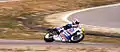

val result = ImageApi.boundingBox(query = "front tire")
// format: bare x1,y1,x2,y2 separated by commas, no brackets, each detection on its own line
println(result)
44,33,54,42
70,31,84,43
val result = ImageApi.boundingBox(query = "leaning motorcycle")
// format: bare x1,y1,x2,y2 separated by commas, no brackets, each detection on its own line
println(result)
44,26,85,43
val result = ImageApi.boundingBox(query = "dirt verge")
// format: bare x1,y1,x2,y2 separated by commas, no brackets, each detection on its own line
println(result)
0,44,120,52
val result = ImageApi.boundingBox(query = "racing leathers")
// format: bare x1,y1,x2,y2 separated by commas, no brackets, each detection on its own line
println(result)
54,22,80,34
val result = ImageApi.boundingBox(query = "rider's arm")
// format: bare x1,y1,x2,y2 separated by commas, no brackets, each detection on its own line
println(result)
72,24,79,28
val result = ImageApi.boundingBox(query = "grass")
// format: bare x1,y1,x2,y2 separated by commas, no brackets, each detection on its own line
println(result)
0,0,120,43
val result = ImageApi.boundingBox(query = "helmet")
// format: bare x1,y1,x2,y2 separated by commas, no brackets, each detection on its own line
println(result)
72,18,80,24
75,21,80,24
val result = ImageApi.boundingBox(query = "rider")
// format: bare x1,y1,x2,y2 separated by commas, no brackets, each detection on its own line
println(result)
53,19,80,42
54,19,80,34
63,20,80,30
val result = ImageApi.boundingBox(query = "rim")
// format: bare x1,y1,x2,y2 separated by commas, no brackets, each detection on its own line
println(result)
45,33,53,38
71,32,83,41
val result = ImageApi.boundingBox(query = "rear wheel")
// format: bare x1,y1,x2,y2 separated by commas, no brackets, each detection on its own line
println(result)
70,31,84,43
44,33,54,42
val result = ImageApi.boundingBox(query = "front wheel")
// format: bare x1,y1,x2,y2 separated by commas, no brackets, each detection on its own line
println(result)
70,31,84,43
44,33,54,42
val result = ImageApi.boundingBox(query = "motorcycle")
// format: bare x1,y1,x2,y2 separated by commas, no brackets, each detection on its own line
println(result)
44,26,85,43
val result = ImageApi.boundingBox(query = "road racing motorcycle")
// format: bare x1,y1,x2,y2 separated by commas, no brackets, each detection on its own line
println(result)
44,26,85,43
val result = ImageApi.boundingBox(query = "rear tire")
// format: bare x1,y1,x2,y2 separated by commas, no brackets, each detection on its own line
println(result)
70,31,84,43
44,33,54,42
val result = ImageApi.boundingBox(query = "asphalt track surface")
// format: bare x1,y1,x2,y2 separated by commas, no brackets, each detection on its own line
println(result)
0,39,120,47
69,4,120,28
